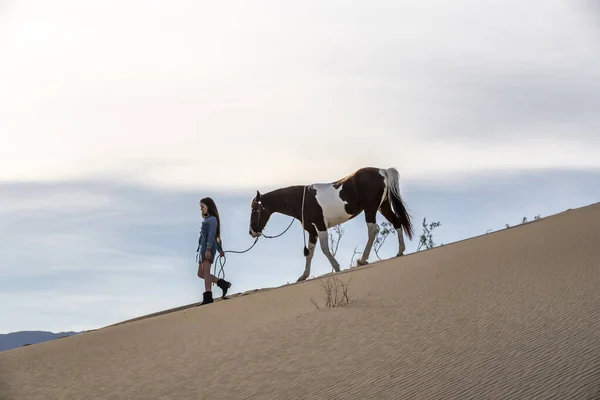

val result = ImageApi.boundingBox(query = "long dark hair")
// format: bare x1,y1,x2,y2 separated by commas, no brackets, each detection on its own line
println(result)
200,197,221,243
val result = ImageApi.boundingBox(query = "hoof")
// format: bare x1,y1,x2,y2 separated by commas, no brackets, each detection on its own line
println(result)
356,259,369,266
297,276,308,282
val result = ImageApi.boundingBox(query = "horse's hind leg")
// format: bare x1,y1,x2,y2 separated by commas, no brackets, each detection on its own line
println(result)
379,198,406,256
317,229,341,273
298,230,318,282
357,208,379,266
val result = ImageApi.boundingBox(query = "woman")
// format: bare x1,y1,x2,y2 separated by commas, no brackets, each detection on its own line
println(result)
197,197,231,305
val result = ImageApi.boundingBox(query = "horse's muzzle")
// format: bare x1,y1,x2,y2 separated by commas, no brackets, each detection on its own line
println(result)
249,229,262,238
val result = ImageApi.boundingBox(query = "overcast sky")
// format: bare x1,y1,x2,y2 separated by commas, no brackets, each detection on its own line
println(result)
1,0,599,333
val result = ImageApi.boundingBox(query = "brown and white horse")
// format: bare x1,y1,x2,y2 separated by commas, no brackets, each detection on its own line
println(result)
249,167,414,281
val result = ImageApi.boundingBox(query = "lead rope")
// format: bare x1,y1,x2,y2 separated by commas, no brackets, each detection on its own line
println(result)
199,185,307,281
301,185,308,255
211,217,292,280
197,233,258,281
212,237,259,280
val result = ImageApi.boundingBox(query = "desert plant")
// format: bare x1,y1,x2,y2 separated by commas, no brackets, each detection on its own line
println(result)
329,224,345,257
348,221,398,265
349,246,362,267
506,214,541,228
373,221,396,260
327,224,347,272
349,216,442,261
310,276,353,309
417,217,441,251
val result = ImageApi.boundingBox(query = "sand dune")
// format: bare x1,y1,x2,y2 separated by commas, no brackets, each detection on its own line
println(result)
1,202,599,399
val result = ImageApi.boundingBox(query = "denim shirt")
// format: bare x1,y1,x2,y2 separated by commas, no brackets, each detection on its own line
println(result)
198,215,223,255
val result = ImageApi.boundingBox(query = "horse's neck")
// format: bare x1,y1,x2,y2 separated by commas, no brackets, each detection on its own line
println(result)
263,186,304,219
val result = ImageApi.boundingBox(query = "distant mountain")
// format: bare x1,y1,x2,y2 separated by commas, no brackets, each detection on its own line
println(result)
0,330,82,352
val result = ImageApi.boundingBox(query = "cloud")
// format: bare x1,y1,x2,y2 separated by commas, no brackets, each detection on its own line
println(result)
0,190,115,216
1,0,599,190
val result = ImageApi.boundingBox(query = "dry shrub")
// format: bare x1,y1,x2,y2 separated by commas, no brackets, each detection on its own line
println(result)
310,276,353,309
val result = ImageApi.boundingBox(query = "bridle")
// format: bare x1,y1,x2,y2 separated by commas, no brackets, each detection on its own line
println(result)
250,200,266,237
250,201,296,240
251,185,306,241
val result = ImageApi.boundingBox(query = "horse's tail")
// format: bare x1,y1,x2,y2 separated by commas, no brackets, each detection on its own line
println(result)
384,167,414,240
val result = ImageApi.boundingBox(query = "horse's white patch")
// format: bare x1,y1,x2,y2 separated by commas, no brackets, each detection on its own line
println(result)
311,183,353,228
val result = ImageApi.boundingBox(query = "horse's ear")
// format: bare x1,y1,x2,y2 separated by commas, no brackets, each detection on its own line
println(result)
256,190,261,200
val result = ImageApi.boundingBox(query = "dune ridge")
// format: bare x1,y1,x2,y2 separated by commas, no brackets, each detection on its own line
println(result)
1,202,599,399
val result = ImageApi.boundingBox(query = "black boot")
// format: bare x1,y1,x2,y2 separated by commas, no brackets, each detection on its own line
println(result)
197,291,214,306
216,279,232,298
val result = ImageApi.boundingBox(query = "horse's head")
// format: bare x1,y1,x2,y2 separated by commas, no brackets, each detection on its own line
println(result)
249,190,272,238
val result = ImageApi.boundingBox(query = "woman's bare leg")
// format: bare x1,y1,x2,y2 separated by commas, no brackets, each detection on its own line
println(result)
201,260,218,292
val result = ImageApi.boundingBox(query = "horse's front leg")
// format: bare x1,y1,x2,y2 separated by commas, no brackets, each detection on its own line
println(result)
297,231,318,281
